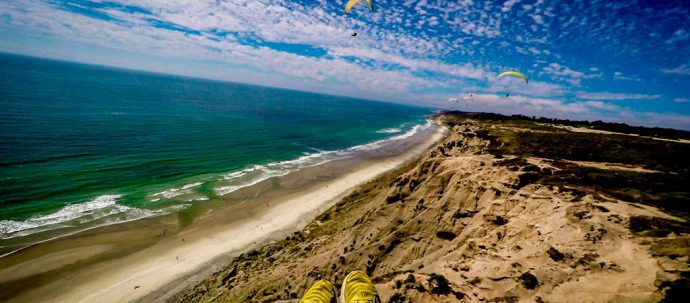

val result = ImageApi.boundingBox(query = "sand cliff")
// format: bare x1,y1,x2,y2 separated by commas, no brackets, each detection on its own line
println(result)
180,117,688,302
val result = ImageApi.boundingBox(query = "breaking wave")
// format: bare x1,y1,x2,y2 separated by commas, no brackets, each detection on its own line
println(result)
0,195,160,240
0,121,433,242
215,121,432,195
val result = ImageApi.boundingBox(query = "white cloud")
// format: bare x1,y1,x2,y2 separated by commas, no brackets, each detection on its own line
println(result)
612,71,640,81
447,94,591,118
543,63,602,86
661,64,690,75
486,79,566,98
442,94,690,130
326,46,491,81
582,101,618,111
638,112,690,130
665,28,689,44
576,91,661,101
502,0,521,13
674,98,690,103
544,63,584,78
532,15,544,25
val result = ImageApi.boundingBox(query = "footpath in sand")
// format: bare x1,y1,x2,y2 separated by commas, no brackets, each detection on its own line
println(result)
0,126,446,303
180,118,689,302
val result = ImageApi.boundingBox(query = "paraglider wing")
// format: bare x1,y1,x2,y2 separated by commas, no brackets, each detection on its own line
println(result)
448,97,458,103
345,0,374,13
497,71,528,83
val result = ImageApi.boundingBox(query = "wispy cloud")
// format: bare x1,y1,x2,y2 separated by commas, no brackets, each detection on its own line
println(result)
576,92,661,101
542,63,602,86
613,71,640,81
661,64,690,76
451,94,689,130
502,0,522,13
665,29,689,45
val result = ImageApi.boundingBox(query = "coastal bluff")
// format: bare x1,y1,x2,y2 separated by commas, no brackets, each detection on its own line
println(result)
179,114,689,303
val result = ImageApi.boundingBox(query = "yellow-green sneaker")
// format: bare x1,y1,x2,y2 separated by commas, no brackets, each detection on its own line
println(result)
340,271,381,303
300,280,338,303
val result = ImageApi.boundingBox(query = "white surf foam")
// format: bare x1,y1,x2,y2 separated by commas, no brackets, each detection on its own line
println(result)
376,127,402,134
0,195,159,240
214,121,433,196
150,182,203,200
0,120,433,243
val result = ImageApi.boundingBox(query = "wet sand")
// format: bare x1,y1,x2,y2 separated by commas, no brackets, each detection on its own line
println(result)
0,123,446,302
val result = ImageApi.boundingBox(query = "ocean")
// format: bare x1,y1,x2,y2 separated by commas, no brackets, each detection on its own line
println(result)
0,53,432,242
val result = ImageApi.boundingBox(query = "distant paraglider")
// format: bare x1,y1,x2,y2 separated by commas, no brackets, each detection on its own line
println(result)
497,71,527,98
463,92,476,101
448,93,477,109
345,0,374,13
344,1,373,38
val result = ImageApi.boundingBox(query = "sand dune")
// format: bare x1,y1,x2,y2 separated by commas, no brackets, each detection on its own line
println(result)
180,119,688,302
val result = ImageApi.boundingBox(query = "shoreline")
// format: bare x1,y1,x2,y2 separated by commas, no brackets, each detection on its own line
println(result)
0,122,447,302
0,121,434,250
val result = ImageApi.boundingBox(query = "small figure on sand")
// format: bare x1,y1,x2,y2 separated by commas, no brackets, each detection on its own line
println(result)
351,32,357,37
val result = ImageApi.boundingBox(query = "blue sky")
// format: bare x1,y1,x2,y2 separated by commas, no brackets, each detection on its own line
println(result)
1,0,689,129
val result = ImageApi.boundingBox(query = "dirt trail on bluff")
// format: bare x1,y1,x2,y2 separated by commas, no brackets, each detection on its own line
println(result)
179,121,688,303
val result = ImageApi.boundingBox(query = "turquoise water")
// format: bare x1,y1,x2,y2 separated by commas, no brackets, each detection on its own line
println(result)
0,53,431,240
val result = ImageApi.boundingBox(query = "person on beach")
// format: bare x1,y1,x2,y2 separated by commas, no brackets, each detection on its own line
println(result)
300,270,381,303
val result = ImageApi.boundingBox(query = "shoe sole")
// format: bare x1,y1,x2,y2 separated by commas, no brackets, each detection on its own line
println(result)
339,277,347,303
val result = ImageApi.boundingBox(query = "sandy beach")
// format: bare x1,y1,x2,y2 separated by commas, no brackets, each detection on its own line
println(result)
0,122,446,303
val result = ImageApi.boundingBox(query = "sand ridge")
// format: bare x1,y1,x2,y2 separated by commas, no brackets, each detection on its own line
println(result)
180,120,688,302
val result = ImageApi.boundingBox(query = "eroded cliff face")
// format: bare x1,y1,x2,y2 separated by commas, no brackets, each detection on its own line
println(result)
179,121,688,303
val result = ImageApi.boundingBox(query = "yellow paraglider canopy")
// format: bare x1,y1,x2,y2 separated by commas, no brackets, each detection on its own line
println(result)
497,71,528,83
345,0,374,13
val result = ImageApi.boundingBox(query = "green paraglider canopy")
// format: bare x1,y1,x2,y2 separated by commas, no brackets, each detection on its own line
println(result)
345,0,374,13
497,71,528,83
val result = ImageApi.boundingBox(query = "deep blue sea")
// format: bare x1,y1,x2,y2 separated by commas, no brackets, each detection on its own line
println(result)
0,53,432,240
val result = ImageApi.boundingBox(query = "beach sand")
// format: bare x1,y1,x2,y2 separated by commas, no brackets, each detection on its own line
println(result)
0,123,446,302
